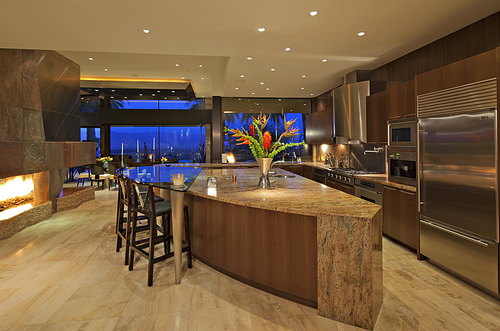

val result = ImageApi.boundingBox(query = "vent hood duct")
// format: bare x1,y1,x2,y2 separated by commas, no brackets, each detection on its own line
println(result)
332,70,383,144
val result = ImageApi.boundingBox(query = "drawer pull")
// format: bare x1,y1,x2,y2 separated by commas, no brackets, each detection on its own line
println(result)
400,190,415,196
384,187,397,191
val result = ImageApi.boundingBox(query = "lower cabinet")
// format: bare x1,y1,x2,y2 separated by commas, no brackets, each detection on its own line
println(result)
302,166,314,180
326,178,355,195
383,186,418,250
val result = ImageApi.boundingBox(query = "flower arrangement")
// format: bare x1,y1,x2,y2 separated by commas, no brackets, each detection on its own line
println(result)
228,114,305,159
98,156,113,162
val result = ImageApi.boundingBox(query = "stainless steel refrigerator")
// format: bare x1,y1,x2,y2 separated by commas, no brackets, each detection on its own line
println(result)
418,78,498,294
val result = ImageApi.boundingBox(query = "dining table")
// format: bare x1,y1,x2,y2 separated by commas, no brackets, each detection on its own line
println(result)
121,164,202,284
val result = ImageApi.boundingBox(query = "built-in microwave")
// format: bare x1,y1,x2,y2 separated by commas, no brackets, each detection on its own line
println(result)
388,118,416,150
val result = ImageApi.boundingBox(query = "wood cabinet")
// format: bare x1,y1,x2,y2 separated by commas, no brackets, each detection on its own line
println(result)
302,166,314,180
387,79,416,120
280,164,303,177
366,90,388,145
305,110,332,144
383,186,418,250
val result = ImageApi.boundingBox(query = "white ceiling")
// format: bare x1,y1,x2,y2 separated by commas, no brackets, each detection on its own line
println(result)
0,0,498,98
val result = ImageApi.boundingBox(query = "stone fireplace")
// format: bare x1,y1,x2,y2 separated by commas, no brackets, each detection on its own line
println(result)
0,48,95,239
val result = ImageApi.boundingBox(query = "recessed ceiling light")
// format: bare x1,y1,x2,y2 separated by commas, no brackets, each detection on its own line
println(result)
111,96,114,99
88,57,93,61
124,96,127,99
202,96,204,97
271,68,276,71
81,97,83,100
260,82,264,85
201,77,205,80
139,93,143,96
175,63,179,67
285,47,291,51
304,104,307,106
164,97,167,99
152,94,155,96
143,29,150,34
157,90,160,93
235,87,239,90
251,92,255,95
266,88,270,90
110,90,115,92
181,76,184,79
257,27,266,32
199,64,203,67
94,89,99,91
302,75,306,78
310,10,318,16
358,31,366,36
240,74,245,78
177,97,179,100
301,87,305,90
322,59,328,62
238,98,241,100
104,68,109,72
246,56,253,60
172,91,175,93
310,93,314,96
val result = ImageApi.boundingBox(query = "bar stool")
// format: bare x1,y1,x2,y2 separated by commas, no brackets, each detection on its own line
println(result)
128,181,192,286
115,176,162,265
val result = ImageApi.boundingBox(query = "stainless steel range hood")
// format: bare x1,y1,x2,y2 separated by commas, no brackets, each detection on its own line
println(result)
332,70,381,144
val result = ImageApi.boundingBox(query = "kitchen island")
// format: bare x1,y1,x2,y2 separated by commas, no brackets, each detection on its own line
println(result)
184,167,382,330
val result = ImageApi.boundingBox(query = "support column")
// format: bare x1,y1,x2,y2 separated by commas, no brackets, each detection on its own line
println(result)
211,96,223,163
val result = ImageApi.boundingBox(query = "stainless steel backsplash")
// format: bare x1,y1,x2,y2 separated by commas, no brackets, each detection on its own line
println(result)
349,144,386,173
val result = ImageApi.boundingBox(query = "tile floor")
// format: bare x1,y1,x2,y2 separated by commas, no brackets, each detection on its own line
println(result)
0,184,499,330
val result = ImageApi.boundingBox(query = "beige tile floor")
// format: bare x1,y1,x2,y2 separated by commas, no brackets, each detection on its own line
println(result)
0,184,499,330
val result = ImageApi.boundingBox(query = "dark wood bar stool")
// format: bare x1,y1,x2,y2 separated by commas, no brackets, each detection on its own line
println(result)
115,176,163,265
128,181,192,286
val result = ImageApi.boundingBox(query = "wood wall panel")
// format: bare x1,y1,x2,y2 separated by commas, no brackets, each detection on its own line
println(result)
415,49,496,96
372,11,500,88
188,194,318,305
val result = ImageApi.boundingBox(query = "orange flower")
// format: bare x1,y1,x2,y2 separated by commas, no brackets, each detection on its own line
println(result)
249,124,255,136
263,131,272,150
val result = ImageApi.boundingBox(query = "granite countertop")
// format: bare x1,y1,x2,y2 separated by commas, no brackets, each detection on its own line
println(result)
188,167,381,219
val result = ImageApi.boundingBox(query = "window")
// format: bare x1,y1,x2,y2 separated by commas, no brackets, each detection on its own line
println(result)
110,126,205,163
81,127,100,158
224,113,308,162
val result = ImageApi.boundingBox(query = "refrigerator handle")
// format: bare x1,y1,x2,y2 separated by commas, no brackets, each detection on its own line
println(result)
420,220,489,247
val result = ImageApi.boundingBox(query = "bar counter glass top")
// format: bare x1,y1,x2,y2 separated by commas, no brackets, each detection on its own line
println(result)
121,165,202,191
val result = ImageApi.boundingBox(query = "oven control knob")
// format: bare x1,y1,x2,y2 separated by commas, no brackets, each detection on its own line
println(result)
347,178,351,182
343,176,346,181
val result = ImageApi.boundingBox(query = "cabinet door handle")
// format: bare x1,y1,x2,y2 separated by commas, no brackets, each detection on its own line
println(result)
341,185,352,190
400,190,415,196
388,115,402,120
384,186,397,191
405,113,416,117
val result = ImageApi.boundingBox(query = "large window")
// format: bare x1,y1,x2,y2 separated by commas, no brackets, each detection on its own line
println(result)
224,113,308,162
110,126,205,163
81,127,100,158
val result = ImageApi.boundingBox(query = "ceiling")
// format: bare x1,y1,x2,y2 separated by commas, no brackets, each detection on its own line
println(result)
0,0,498,98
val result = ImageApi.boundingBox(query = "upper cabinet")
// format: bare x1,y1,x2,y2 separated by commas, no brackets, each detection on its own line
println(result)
305,109,332,144
387,79,416,120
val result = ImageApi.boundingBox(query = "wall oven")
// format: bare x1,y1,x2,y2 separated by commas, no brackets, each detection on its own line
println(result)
388,118,416,150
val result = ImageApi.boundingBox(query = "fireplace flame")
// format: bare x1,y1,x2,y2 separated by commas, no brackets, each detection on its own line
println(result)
0,175,35,220
0,176,34,201
227,153,235,164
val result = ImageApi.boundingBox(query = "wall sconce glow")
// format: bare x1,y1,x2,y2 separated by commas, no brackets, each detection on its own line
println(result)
309,10,318,16
321,144,329,152
357,31,366,36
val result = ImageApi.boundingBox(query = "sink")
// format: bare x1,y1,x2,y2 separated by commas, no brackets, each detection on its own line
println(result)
272,174,296,178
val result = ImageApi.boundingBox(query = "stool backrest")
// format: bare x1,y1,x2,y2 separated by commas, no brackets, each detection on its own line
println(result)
130,181,156,215
118,176,130,205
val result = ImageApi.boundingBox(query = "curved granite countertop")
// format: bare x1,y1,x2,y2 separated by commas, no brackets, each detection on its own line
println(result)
188,167,381,219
